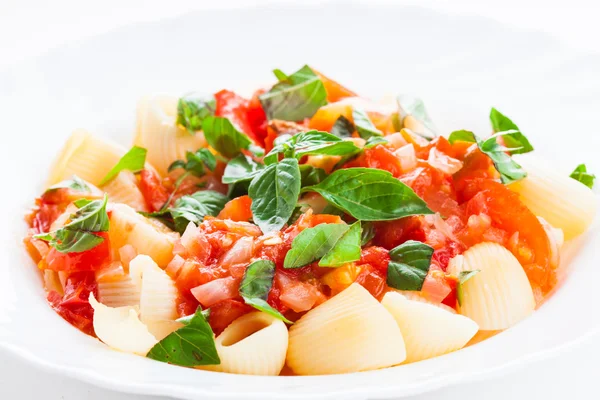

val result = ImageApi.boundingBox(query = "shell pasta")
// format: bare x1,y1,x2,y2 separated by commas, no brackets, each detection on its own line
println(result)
24,65,596,376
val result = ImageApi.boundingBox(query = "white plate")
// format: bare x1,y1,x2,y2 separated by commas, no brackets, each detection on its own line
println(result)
1,2,599,399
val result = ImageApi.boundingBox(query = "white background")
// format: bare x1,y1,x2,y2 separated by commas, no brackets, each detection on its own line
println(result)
1,0,599,399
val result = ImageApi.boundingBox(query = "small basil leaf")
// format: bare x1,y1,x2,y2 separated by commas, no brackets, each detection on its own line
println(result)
177,94,216,133
284,223,350,269
249,158,301,234
570,164,596,189
330,115,355,138
352,108,383,139
46,175,91,193
364,135,388,149
299,165,327,187
457,270,480,306
360,221,375,246
202,116,252,159
259,65,328,121
397,95,438,140
239,260,292,323
387,240,434,291
177,309,210,325
303,168,433,221
170,190,229,233
147,306,220,367
168,148,217,177
489,108,533,155
448,130,477,144
99,146,147,185
264,130,360,162
222,154,265,184
319,221,362,267
273,69,289,82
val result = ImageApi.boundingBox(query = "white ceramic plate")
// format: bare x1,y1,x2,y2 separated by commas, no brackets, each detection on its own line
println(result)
1,2,599,399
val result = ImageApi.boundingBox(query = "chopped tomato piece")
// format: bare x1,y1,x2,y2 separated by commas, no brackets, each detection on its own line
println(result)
47,271,97,336
246,89,268,143
420,270,452,304
214,89,261,145
321,264,362,295
218,195,253,222
176,292,200,319
139,169,170,212
357,246,390,274
42,232,111,272
191,276,240,308
311,68,357,102
30,202,63,234
346,145,403,177
208,299,253,335
354,265,387,300
373,217,425,250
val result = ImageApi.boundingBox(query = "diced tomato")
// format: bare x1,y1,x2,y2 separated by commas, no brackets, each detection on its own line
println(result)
373,216,425,250
175,260,208,293
191,276,240,308
30,202,63,234
321,264,362,295
176,292,200,319
208,299,253,335
214,89,261,145
47,271,97,336
179,224,211,262
139,169,170,212
218,195,253,222
357,246,390,274
432,241,463,271
441,275,458,309
279,279,326,313
246,89,268,143
346,145,403,177
354,265,387,300
420,270,452,304
42,232,111,272
453,149,497,194
311,68,357,102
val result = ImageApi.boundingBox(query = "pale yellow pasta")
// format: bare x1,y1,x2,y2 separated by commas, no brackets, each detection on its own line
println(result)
447,242,535,330
509,156,598,240
89,294,157,356
134,95,207,176
382,292,478,363
101,170,149,212
96,263,141,308
47,129,127,186
108,203,175,268
287,283,406,375
204,312,288,376
43,270,63,294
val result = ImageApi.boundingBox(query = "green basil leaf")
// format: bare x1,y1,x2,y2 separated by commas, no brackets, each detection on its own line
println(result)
360,221,375,246
202,116,252,159
34,194,109,253
222,154,265,184
259,65,328,121
249,158,301,234
352,108,383,139
170,190,229,233
457,270,480,306
397,95,438,140
319,221,362,267
489,108,533,154
168,148,217,177
387,240,434,291
99,146,147,185
299,164,327,187
177,93,216,133
177,309,211,325
330,115,355,138
304,168,433,221
239,260,292,323
364,135,388,149
273,69,289,82
570,164,596,189
147,306,220,367
46,175,91,193
264,130,360,162
448,130,477,145
284,223,350,269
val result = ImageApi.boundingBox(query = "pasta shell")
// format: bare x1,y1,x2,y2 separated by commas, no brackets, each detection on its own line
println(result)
509,156,598,240
89,293,157,356
47,129,127,187
108,203,175,268
96,263,141,308
287,283,406,375
101,170,149,212
203,312,288,376
382,292,478,363
447,242,535,330
134,95,207,176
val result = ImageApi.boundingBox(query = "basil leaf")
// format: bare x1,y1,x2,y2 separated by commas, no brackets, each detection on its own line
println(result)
448,130,527,184
99,146,147,185
397,95,438,140
202,116,252,158
34,194,109,253
360,221,375,246
352,108,383,139
168,148,217,177
177,94,216,133
170,190,229,233
147,306,220,367
489,108,533,155
46,175,91,193
264,130,360,163
177,308,210,325
457,270,480,306
299,165,327,187
222,154,265,184
259,65,328,121
330,115,355,138
570,164,596,189
387,240,434,291
364,135,388,149
273,69,288,82
284,223,350,269
249,158,301,234
319,221,362,267
239,260,292,323
303,168,433,221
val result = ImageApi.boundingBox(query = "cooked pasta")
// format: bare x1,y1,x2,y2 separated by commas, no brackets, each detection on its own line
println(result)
101,170,149,212
382,292,478,363
287,283,406,375
108,204,175,268
203,312,288,376
134,95,207,176
509,156,598,240
46,129,126,186
96,262,141,308
89,294,157,356
447,243,536,330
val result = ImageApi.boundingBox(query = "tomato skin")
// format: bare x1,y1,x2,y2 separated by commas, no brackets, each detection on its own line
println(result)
214,90,261,145
139,169,170,212
346,145,403,177
357,246,390,274
217,195,253,222
246,89,268,143
208,299,253,336
47,271,98,336
43,232,111,272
